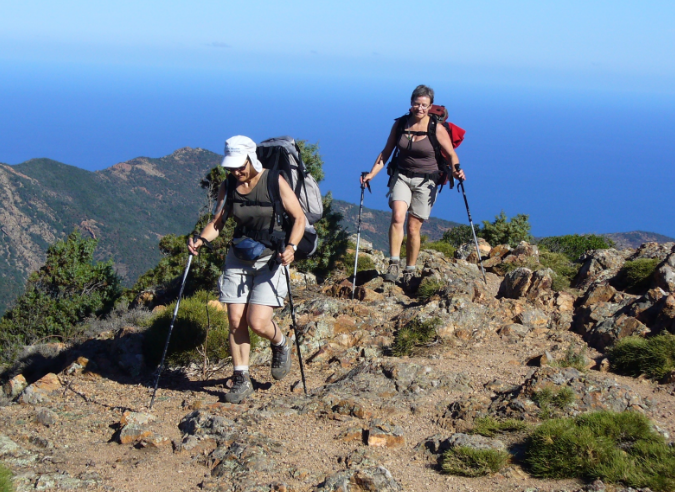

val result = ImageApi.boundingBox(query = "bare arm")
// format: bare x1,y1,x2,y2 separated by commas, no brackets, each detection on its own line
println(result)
436,124,466,180
361,121,399,185
278,175,306,266
188,181,228,255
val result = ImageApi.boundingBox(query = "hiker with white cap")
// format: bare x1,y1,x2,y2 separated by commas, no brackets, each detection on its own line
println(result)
188,135,306,403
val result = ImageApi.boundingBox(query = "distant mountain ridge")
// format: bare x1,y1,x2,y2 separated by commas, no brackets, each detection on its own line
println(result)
1,148,673,315
0,148,221,315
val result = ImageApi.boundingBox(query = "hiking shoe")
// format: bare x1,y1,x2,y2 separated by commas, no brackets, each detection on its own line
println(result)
382,260,400,283
225,371,253,403
271,336,292,380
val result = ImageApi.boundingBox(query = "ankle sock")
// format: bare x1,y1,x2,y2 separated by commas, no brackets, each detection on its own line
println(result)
405,266,416,272
272,334,285,347
234,366,249,373
390,257,400,263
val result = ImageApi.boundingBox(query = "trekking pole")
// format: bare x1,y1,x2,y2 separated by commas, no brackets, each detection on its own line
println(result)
351,172,371,300
283,263,308,395
455,165,488,285
149,236,211,409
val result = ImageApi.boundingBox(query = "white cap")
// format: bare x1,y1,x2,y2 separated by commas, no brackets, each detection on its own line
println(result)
221,135,262,171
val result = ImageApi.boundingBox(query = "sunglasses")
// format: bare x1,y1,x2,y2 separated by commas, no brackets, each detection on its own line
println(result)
230,160,249,173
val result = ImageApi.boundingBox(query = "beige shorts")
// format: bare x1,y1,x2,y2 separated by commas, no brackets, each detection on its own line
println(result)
388,173,438,220
218,249,287,307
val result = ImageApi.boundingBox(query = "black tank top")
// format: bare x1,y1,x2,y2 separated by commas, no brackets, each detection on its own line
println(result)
232,169,275,232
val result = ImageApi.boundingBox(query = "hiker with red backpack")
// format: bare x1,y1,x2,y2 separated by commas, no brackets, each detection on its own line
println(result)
188,135,307,403
361,85,466,284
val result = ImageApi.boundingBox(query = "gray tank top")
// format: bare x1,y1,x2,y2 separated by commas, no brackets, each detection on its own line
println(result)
396,122,438,173
232,169,275,233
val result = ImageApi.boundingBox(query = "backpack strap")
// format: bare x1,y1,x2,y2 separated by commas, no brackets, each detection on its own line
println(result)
266,168,286,236
426,115,455,192
386,115,409,191
224,174,237,219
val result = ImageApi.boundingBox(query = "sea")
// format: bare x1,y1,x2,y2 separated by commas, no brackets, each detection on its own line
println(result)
1,59,674,239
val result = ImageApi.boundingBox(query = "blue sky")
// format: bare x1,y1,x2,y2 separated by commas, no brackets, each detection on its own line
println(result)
1,1,674,238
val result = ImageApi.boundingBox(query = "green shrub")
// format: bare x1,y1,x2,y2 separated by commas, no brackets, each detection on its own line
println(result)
442,212,533,249
0,231,121,364
342,252,376,273
538,234,614,261
608,333,675,380
552,345,589,372
531,386,575,419
0,463,12,492
416,277,445,301
526,411,675,491
539,251,580,292
442,225,473,247
471,416,528,437
442,447,509,477
143,290,240,368
391,317,441,356
480,211,533,247
126,223,233,304
425,240,456,258
616,258,659,293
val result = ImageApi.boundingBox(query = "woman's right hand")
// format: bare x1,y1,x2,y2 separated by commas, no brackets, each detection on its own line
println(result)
187,236,202,256
360,173,373,185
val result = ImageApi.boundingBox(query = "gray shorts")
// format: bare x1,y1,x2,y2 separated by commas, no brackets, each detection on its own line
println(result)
218,249,288,307
388,173,438,220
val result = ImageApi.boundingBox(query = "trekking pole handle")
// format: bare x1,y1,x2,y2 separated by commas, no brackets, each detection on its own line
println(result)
360,172,372,193
454,164,464,183
191,235,213,251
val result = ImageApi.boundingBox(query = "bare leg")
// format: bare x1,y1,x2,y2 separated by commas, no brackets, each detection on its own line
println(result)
246,304,282,343
406,215,425,267
226,303,251,367
389,201,408,258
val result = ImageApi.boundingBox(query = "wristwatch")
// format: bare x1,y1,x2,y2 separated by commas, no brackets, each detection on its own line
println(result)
288,243,297,252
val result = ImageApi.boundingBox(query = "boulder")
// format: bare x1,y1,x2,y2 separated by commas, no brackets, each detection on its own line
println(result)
455,239,491,262
586,314,650,351
574,248,628,290
499,267,552,299
580,283,617,307
655,252,675,292
488,366,653,421
526,268,554,298
446,432,506,451
366,420,405,448
650,294,675,335
3,374,27,399
35,407,58,427
499,267,533,299
20,373,61,405
629,242,675,262
512,241,539,259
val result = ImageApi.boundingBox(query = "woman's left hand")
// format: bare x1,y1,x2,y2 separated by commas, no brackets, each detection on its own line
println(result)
453,167,466,181
279,245,295,266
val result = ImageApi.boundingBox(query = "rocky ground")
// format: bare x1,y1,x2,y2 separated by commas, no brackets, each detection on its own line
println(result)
1,240,675,492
